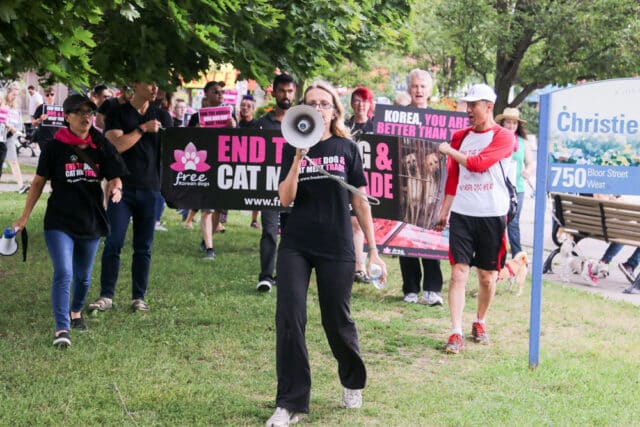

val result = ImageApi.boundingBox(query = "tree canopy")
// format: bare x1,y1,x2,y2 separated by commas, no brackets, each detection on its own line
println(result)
434,0,640,112
0,0,409,90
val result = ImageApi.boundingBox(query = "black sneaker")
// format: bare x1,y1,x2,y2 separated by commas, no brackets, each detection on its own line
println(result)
70,317,87,331
53,332,71,349
199,240,206,252
203,248,216,260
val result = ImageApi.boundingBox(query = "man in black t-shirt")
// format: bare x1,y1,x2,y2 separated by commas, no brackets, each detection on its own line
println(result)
254,74,297,293
89,81,172,313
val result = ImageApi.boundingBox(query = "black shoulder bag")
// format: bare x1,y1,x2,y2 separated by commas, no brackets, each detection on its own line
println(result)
499,161,518,222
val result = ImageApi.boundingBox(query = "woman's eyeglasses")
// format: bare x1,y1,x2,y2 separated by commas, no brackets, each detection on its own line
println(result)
45,93,55,97
307,102,334,110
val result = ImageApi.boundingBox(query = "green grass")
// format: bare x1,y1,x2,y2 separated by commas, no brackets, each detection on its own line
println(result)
1,192,640,426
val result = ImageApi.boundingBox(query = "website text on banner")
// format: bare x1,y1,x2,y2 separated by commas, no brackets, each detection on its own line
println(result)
545,78,640,195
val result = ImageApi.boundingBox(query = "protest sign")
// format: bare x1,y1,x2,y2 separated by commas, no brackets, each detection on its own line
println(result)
42,105,65,127
198,106,233,128
374,104,468,142
223,89,238,106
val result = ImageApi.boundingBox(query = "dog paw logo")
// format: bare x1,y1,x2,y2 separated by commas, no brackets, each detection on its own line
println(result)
170,142,211,172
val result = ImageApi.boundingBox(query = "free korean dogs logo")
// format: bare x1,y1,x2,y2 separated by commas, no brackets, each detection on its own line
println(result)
170,142,211,172
170,142,211,188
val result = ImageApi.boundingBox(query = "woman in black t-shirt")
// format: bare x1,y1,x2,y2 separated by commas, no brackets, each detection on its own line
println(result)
266,82,386,426
13,95,127,349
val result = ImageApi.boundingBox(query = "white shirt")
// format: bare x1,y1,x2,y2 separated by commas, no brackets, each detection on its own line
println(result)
28,92,44,116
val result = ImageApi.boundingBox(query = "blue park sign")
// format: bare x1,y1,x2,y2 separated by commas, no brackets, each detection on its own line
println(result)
529,78,640,367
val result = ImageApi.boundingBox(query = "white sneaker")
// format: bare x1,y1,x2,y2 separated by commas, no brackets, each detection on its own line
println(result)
266,407,299,427
342,387,363,409
597,261,610,278
154,222,168,231
421,291,443,306
403,292,418,303
256,279,273,292
427,292,444,307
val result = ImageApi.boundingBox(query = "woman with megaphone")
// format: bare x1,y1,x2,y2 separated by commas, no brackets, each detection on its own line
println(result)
266,81,386,426
13,94,128,349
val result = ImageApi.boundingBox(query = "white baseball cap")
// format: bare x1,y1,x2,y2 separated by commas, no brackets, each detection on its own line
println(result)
460,84,497,103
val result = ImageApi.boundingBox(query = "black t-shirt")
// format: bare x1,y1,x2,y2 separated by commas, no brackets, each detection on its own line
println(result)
32,104,57,143
105,102,172,190
278,136,367,261
37,128,128,239
98,97,119,117
255,112,281,130
238,118,259,129
345,117,374,139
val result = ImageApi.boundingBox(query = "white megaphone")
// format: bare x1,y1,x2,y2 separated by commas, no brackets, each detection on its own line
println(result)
0,226,18,256
281,105,325,153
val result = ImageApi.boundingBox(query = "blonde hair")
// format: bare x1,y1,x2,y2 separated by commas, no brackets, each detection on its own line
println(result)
4,82,21,108
303,80,350,139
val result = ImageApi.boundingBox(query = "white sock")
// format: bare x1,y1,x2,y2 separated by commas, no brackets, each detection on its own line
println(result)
451,328,463,336
475,318,485,324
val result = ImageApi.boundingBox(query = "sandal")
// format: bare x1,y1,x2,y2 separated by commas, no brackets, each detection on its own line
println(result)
354,270,371,284
88,297,113,312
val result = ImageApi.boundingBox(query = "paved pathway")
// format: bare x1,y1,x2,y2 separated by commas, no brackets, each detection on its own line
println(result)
3,148,639,305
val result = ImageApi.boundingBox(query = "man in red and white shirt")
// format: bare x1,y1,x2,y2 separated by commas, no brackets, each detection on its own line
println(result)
436,84,514,354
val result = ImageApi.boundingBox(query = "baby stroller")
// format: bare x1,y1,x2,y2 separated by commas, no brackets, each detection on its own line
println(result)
16,124,37,157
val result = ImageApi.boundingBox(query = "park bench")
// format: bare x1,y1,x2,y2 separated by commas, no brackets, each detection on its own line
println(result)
543,193,640,273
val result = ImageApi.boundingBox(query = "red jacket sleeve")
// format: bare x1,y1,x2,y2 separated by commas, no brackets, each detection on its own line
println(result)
465,125,514,172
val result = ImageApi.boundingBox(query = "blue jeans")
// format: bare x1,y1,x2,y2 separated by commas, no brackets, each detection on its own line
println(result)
45,230,101,332
155,193,166,222
601,244,640,269
100,188,158,300
507,191,525,257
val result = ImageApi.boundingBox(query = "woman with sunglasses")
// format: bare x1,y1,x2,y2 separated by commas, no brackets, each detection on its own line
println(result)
13,94,127,349
267,81,386,426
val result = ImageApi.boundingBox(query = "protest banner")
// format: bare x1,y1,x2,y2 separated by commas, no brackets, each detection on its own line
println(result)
42,105,65,127
161,128,451,259
373,104,468,142
162,128,287,210
359,134,449,259
198,106,233,128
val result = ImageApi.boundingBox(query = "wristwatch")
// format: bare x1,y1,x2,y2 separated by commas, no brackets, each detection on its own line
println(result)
135,126,144,134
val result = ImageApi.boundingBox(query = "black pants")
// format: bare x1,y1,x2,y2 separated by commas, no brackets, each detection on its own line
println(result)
399,256,443,294
0,142,7,179
259,210,279,281
275,246,366,413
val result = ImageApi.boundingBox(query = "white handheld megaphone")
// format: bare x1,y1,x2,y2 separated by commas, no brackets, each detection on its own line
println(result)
0,226,18,256
281,105,325,153
280,105,381,206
